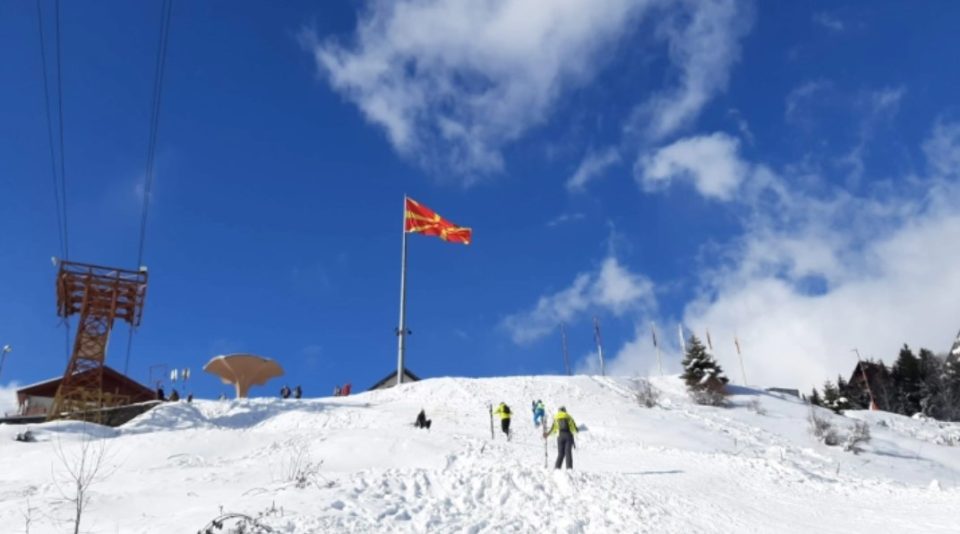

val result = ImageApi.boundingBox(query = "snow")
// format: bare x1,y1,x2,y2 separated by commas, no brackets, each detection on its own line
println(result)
2,374,959,533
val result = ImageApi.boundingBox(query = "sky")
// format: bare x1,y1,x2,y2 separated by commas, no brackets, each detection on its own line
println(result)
1,0,959,406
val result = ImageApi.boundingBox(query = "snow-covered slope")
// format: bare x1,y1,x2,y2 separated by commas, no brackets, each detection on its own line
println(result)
1,375,959,533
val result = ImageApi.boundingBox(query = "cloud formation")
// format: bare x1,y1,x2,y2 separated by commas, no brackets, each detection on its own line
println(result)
502,255,656,344
637,0,753,140
609,121,960,392
567,147,621,192
637,132,748,200
308,0,655,178
308,0,753,180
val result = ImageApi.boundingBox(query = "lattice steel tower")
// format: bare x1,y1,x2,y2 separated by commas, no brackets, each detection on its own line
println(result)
47,260,148,421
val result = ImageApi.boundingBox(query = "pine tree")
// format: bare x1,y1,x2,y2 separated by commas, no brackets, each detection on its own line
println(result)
680,334,729,406
821,380,841,414
917,348,945,418
834,375,853,411
892,344,923,416
808,387,822,407
941,351,960,421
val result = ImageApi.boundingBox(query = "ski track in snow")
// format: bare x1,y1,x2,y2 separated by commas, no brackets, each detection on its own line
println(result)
1,375,959,533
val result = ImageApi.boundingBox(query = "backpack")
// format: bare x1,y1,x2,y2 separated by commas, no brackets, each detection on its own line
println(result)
558,417,569,432
502,404,511,415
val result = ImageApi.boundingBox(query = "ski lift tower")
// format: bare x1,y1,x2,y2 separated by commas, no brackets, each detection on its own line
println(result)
47,260,148,421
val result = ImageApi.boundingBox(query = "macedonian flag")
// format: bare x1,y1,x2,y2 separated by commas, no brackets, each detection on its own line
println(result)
404,197,472,245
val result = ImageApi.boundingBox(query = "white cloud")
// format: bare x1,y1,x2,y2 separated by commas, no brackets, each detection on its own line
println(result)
502,256,656,344
923,120,960,177
812,12,844,32
636,132,748,200
566,147,621,191
0,382,20,416
784,80,831,124
637,0,753,140
546,212,586,228
608,121,960,393
307,0,656,178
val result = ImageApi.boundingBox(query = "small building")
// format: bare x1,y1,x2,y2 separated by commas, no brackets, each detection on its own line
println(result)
368,368,421,391
15,366,155,417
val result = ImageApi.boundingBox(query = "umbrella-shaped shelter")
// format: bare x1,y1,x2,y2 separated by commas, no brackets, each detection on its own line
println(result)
203,353,284,398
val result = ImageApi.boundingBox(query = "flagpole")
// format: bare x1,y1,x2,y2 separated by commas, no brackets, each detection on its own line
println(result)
678,324,686,354
593,317,605,376
397,197,409,386
651,322,663,376
735,334,747,386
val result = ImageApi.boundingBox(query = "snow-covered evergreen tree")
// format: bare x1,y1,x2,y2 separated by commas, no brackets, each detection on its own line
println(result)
680,335,729,406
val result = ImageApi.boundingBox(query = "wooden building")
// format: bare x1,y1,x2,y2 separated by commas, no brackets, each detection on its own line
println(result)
15,366,155,417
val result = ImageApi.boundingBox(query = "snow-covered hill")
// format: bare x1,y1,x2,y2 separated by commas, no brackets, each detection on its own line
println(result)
1,375,959,533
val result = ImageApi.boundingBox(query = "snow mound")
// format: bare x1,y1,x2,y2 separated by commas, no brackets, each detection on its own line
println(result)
1,375,959,533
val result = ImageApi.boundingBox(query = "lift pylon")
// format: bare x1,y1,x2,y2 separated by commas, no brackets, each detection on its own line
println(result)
47,260,148,421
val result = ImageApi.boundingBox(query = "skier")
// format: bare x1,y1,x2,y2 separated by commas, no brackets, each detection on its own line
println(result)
156,384,166,401
169,389,180,402
494,402,512,439
186,393,194,403
415,409,432,430
543,406,578,469
294,385,302,399
532,399,545,426
280,385,291,399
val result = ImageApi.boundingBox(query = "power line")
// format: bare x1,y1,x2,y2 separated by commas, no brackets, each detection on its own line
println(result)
35,0,66,259
55,0,69,258
136,0,173,267
126,0,174,375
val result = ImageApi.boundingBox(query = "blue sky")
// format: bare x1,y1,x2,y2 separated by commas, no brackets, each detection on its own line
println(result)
2,0,960,403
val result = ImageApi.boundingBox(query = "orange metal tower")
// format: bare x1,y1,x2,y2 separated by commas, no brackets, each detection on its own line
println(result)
47,260,148,421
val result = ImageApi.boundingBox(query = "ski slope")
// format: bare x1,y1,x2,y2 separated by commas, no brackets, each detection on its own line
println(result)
1,375,959,533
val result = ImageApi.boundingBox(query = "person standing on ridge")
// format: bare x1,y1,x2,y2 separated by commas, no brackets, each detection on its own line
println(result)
294,385,302,399
532,399,545,426
494,402,512,440
544,406,578,469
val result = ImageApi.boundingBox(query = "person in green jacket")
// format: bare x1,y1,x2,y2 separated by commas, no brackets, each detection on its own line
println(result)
493,402,512,439
543,406,578,469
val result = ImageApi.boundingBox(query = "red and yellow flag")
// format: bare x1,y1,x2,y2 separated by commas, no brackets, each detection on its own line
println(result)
404,197,472,245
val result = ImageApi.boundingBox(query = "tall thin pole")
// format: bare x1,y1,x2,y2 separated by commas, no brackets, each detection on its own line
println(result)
678,324,686,354
560,323,571,375
734,335,747,386
593,317,605,376
651,322,663,376
396,198,409,386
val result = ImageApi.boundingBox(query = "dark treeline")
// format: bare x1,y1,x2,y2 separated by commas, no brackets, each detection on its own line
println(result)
810,344,960,421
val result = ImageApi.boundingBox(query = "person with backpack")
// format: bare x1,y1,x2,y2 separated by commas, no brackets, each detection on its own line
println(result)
494,402,512,439
543,406,578,469
532,399,545,426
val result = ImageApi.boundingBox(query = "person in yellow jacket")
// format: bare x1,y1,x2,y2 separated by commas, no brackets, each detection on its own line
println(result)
543,406,578,469
493,402,512,440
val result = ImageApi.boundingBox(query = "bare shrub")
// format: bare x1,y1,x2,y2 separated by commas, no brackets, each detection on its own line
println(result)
53,431,114,534
692,388,728,407
808,407,839,446
844,421,871,454
278,440,324,489
633,378,660,408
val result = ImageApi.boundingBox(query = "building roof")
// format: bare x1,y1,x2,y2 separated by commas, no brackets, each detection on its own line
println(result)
17,365,154,400
368,368,421,391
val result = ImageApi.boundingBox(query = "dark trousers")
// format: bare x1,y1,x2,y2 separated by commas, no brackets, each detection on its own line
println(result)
501,418,511,436
555,433,574,469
